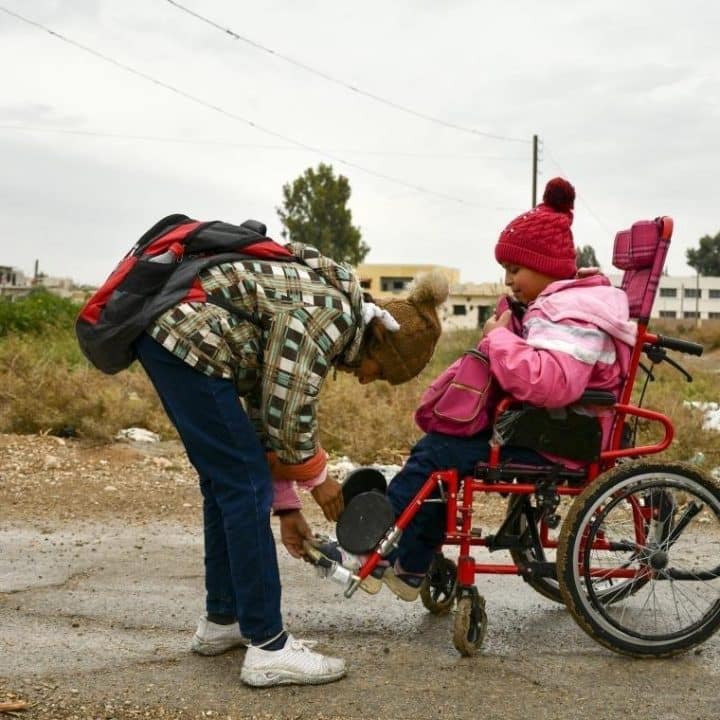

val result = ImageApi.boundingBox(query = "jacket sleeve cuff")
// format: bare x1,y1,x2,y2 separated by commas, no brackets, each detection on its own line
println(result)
295,465,328,491
266,448,328,483
271,479,302,512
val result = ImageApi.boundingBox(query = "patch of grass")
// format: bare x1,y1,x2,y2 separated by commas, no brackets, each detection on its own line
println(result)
1,318,718,468
0,329,173,441
0,289,80,336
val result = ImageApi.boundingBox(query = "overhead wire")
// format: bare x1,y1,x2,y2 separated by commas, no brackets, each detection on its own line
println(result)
0,5,521,212
0,123,527,160
545,146,613,236
164,0,531,145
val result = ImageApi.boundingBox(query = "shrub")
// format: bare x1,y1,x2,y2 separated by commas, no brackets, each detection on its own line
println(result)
0,290,80,337
0,330,173,441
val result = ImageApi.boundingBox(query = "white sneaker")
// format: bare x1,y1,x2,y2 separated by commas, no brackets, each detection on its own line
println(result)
240,635,346,687
191,616,248,656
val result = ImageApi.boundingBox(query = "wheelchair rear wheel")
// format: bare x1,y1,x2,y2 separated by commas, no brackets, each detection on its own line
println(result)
557,462,720,657
420,553,457,615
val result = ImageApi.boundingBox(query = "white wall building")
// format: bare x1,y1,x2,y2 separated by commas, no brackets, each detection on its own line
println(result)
609,274,720,321
0,265,31,299
441,281,507,330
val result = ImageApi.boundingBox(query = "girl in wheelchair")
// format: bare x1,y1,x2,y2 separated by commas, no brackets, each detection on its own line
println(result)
310,177,638,601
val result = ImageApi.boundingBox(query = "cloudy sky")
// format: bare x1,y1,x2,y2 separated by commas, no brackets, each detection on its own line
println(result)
1,1,718,286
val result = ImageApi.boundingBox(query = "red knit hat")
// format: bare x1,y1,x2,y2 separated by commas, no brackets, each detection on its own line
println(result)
494,177,577,279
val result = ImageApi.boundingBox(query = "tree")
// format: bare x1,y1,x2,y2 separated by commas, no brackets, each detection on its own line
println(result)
576,244,600,269
277,163,369,265
686,231,720,276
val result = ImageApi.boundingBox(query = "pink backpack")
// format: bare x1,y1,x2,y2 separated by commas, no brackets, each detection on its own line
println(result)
414,296,522,437
414,345,497,436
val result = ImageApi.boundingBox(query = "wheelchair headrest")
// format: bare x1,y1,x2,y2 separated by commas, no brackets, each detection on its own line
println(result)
612,219,662,271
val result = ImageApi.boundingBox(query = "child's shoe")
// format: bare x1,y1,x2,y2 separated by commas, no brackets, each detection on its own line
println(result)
304,538,385,594
382,561,427,602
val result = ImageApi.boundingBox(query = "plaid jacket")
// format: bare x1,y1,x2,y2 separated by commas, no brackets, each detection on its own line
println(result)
148,242,365,463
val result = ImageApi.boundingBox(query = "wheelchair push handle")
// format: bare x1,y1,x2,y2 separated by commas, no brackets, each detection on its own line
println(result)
646,334,704,357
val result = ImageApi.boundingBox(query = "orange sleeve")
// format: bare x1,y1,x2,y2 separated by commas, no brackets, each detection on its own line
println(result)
266,449,327,483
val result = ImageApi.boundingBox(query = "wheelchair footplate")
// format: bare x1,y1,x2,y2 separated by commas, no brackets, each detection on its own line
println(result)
303,467,398,597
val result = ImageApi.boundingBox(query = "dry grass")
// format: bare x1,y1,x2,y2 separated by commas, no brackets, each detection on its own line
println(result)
650,318,720,352
1,324,719,469
0,333,173,442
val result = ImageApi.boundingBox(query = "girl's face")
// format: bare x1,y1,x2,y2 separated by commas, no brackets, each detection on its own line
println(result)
502,264,557,304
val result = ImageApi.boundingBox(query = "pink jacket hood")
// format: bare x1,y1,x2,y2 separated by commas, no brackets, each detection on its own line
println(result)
532,274,637,347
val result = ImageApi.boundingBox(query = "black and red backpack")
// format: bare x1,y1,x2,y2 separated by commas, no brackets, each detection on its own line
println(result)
76,213,295,374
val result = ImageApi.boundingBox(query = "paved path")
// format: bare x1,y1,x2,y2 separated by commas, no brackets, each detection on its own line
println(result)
2,519,720,719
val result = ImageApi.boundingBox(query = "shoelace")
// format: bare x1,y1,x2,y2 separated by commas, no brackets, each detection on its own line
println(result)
289,638,318,653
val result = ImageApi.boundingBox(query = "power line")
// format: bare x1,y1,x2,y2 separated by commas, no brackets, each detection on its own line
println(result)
0,123,527,160
0,5,520,211
165,0,531,145
545,148,613,235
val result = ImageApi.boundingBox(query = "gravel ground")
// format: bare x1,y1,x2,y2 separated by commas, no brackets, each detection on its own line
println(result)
2,433,720,720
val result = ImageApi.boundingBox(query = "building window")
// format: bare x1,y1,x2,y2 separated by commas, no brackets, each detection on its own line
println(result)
683,311,699,319
684,288,701,298
452,305,467,316
709,312,720,319
380,277,413,293
659,288,677,298
709,289,720,299
659,310,677,318
359,279,371,289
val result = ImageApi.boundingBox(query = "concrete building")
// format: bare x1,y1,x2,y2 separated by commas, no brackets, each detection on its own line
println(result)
34,274,75,299
356,263,505,330
1,264,84,301
609,274,720,321
0,265,31,299
356,263,460,297
360,263,720,329
442,281,507,330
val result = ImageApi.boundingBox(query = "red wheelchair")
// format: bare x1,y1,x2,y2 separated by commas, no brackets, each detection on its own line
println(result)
330,216,720,658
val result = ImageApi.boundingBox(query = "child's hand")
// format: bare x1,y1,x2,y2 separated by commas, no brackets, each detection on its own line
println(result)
279,510,313,558
483,309,511,336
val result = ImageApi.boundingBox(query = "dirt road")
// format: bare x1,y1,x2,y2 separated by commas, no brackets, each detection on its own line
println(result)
2,434,719,720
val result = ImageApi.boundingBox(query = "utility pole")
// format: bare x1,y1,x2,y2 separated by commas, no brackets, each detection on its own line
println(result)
532,134,539,207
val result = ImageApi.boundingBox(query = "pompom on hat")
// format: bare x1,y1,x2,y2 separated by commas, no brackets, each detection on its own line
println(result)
495,177,578,279
367,270,449,385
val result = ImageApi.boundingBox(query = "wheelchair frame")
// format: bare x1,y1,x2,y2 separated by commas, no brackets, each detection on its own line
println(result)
341,216,720,658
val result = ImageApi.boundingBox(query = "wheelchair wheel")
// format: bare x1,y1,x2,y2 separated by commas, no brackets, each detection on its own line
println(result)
506,495,564,604
557,462,720,657
452,588,487,657
420,553,457,616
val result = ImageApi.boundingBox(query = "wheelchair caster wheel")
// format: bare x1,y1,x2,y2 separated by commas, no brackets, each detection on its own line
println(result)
452,590,487,657
420,554,457,616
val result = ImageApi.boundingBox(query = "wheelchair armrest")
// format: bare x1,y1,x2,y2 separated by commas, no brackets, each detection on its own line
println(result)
575,390,616,406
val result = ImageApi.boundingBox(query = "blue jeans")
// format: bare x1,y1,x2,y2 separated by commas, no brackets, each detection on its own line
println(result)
387,432,547,573
135,334,282,644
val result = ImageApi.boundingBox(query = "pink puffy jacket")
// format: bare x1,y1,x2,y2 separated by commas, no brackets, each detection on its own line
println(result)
483,274,637,454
